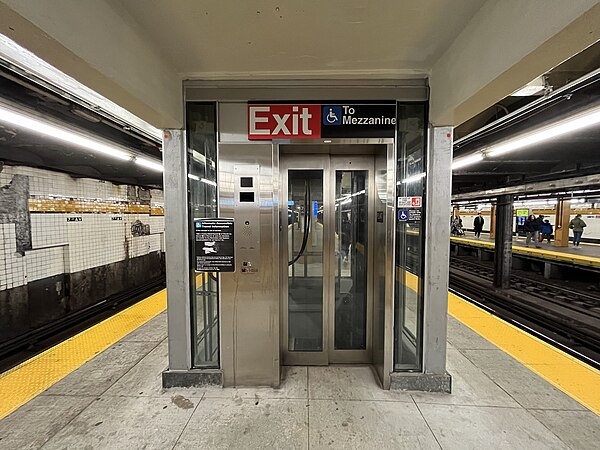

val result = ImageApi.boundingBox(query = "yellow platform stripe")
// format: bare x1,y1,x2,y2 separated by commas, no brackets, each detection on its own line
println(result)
401,271,600,414
451,236,600,268
0,289,167,421
448,291,600,415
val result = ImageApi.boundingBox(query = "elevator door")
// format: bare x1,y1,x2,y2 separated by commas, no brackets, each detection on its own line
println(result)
281,155,374,365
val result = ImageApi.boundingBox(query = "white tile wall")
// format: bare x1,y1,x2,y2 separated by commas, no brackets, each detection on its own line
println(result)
0,224,26,290
25,246,66,282
0,165,165,291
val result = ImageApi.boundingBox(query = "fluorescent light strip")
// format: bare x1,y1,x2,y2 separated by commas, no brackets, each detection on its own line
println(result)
451,104,600,171
486,106,600,157
135,157,164,172
0,104,131,161
452,153,483,170
201,178,217,187
0,34,162,141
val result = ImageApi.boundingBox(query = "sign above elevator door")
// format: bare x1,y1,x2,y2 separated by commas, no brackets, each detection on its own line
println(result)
248,103,396,140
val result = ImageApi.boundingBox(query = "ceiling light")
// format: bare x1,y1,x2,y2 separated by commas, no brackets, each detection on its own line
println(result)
0,104,131,160
511,76,546,97
0,34,162,141
486,105,600,158
452,153,484,170
135,157,163,172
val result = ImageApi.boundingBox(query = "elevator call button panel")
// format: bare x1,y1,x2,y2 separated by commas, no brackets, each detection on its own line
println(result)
234,164,260,274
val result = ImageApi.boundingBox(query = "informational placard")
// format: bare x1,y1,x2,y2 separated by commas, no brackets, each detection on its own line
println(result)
408,209,422,222
398,209,422,223
194,218,235,272
397,196,422,208
516,209,529,217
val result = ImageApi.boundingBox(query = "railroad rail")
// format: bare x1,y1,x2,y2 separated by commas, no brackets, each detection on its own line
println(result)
0,276,166,372
449,256,600,369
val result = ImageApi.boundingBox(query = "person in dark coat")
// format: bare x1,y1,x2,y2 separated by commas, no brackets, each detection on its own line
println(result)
540,219,553,243
524,214,541,248
473,213,484,239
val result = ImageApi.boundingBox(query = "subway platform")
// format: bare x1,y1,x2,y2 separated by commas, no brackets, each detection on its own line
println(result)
451,234,600,270
0,292,598,449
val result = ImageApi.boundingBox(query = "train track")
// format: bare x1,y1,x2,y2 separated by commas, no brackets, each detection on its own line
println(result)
449,257,600,369
0,276,166,372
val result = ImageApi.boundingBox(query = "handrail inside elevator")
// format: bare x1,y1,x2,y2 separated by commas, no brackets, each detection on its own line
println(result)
288,180,311,266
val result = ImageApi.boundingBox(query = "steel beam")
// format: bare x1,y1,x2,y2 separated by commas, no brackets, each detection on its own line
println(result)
493,194,513,289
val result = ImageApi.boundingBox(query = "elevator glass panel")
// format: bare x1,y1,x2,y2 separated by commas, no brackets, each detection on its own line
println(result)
334,170,368,350
187,102,219,368
287,170,324,352
394,103,427,371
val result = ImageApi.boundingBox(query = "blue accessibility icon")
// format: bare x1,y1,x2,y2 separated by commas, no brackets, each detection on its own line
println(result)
323,106,342,125
398,210,409,221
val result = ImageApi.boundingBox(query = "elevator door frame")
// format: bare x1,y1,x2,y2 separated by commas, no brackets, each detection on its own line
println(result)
279,149,378,366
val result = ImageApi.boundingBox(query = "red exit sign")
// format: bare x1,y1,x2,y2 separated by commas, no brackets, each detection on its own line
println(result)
248,104,321,140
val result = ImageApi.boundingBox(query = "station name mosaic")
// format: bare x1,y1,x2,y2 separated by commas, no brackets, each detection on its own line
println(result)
248,102,396,140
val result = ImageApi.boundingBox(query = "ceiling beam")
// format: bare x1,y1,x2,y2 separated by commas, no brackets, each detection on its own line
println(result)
452,173,600,201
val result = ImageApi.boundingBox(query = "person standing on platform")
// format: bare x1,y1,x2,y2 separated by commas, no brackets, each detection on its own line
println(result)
473,212,484,239
569,214,587,248
524,214,541,248
535,214,545,243
540,219,553,243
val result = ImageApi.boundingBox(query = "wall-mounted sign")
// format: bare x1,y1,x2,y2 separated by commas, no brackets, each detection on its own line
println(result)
321,104,396,138
248,103,396,140
397,196,422,208
408,209,422,222
398,209,421,222
248,104,320,140
516,209,529,217
66,217,82,222
194,218,235,272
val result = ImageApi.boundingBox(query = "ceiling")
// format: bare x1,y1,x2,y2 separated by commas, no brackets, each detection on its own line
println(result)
452,59,600,197
109,0,487,78
0,67,163,187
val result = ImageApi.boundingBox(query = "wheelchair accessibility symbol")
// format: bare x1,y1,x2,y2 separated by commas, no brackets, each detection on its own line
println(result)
398,210,409,221
323,106,342,125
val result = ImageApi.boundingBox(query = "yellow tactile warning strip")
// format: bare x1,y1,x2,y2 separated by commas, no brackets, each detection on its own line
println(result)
0,289,166,421
451,236,600,268
400,271,600,414
448,290,600,415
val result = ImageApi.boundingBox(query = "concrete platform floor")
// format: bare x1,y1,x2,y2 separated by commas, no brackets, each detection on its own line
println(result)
0,312,598,449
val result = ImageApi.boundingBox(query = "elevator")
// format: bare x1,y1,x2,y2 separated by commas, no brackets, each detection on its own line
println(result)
164,86,452,393
279,143,392,370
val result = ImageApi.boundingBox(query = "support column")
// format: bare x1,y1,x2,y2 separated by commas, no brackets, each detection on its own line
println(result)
553,198,571,247
414,126,452,391
494,194,513,289
489,203,497,239
161,130,192,373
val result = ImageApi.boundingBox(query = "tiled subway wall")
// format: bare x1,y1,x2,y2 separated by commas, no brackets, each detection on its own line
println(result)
0,165,165,291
